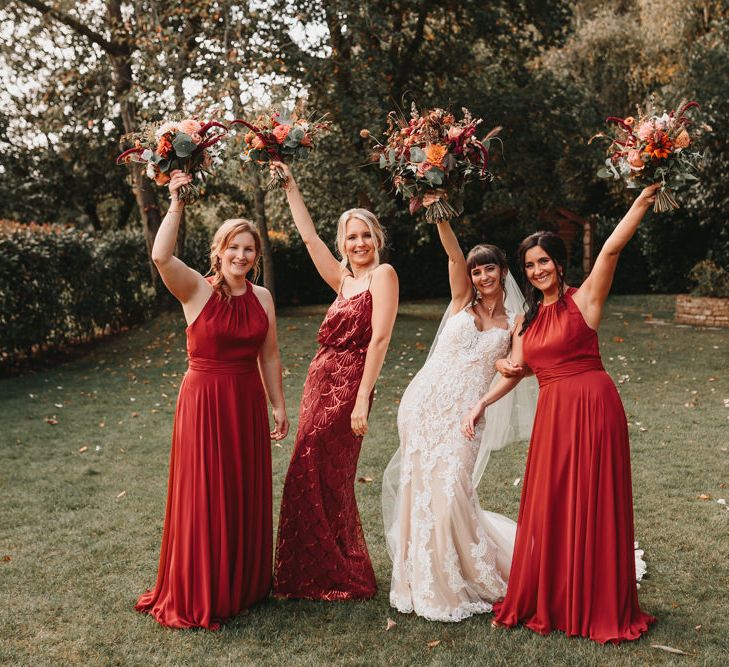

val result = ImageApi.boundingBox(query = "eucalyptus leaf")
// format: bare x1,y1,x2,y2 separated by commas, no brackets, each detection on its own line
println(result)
141,149,154,161
425,168,444,185
379,154,387,169
172,132,196,159
410,147,426,163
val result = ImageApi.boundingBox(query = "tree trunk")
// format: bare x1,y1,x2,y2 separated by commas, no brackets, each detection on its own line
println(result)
250,169,275,300
107,0,162,285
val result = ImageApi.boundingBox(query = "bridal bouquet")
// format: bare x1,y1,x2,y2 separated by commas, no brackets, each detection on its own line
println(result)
229,111,331,190
117,118,228,204
591,99,708,213
365,104,501,223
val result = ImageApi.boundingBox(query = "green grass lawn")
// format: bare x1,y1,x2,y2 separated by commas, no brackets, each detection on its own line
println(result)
1,295,728,666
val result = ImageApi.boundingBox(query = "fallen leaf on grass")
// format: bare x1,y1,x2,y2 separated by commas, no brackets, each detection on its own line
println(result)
2,555,11,562
358,476,374,483
386,617,397,631
131,411,139,418
415,342,427,351
78,446,88,453
612,336,624,343
116,490,126,500
513,478,521,487
651,644,689,655
427,640,441,649
697,494,711,501
695,625,702,631
44,416,59,426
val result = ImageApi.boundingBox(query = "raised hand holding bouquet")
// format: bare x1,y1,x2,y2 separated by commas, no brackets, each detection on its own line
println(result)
366,104,501,224
230,111,331,190
117,118,227,204
591,99,708,213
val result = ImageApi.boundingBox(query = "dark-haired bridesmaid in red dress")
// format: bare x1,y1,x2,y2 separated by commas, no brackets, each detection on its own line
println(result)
135,170,289,629
270,162,398,600
463,184,660,643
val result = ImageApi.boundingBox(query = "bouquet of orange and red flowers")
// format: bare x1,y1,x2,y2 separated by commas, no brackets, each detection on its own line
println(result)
591,99,708,213
229,111,331,190
116,118,227,204
366,104,501,223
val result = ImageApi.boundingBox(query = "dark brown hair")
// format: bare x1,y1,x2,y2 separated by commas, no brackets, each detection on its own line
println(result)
517,231,567,335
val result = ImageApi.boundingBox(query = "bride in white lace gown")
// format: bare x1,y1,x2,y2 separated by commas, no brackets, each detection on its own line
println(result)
382,219,537,622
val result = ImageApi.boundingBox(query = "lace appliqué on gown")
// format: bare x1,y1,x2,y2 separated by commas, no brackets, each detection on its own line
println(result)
388,309,517,622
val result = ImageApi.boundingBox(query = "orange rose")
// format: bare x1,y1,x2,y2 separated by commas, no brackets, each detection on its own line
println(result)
272,124,291,144
244,131,256,145
156,135,173,158
154,171,171,186
252,135,265,150
447,126,462,141
425,143,448,166
674,129,690,149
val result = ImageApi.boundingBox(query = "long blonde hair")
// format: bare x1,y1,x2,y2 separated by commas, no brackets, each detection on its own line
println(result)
209,218,262,297
335,208,386,268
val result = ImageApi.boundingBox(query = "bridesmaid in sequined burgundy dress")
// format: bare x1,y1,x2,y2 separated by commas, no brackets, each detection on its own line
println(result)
270,162,399,600
135,170,289,629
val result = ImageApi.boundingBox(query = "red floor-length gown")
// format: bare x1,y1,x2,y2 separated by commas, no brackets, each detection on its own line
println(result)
492,288,655,643
136,282,272,629
273,287,377,600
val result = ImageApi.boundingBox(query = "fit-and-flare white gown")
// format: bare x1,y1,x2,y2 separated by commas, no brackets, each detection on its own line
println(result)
385,306,520,622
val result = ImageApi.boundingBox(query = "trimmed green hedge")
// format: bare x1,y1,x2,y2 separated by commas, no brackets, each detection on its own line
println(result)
0,222,155,365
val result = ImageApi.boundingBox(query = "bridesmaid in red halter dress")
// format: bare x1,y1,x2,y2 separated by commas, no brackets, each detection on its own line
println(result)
135,170,289,629
463,184,660,643
270,162,398,600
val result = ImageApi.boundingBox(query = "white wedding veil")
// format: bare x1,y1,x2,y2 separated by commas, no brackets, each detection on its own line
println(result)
381,271,538,561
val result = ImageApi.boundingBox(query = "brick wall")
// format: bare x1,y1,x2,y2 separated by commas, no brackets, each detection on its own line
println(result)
675,295,729,328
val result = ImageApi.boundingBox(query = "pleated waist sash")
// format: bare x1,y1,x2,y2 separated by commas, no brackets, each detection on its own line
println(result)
187,357,259,375
535,359,605,388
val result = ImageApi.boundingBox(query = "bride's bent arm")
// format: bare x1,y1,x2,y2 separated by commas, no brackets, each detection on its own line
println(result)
350,264,399,437
275,161,346,292
573,183,660,329
151,170,211,323
434,220,471,310
462,315,527,439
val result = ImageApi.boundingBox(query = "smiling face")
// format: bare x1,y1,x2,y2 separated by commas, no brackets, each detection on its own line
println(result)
470,262,504,300
219,231,258,281
344,217,378,269
524,244,561,295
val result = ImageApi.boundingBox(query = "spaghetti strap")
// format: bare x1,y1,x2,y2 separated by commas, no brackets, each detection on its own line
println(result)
338,273,350,295
367,272,374,290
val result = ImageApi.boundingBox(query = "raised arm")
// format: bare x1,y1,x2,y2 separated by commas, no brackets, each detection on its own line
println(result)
274,161,346,292
253,285,289,441
151,170,211,322
573,183,660,329
433,217,471,309
350,264,399,437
